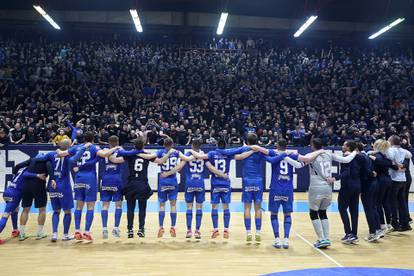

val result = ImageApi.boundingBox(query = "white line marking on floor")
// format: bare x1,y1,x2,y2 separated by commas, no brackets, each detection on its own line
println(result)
295,232,344,267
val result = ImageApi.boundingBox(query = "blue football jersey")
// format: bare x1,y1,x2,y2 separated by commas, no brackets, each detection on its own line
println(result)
101,149,122,184
44,151,71,182
68,144,100,173
183,151,205,188
156,149,180,182
207,150,235,187
266,152,299,192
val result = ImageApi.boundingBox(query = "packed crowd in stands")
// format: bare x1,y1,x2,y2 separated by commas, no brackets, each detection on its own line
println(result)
0,36,413,148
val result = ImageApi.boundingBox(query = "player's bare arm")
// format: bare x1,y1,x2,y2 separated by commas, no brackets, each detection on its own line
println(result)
190,150,209,160
234,150,255,160
206,161,229,179
160,160,186,178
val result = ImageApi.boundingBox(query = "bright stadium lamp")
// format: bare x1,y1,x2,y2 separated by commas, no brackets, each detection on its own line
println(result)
129,9,143,33
293,15,318,38
33,5,61,30
368,18,405,39
216,12,229,35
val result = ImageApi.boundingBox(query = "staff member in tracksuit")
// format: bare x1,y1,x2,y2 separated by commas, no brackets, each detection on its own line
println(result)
357,142,381,242
370,139,399,233
387,135,412,231
329,140,373,244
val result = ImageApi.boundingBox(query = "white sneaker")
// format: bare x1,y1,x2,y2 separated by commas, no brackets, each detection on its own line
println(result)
112,228,121,238
62,234,74,241
273,238,281,249
283,238,289,249
51,232,58,242
386,225,394,234
102,229,108,239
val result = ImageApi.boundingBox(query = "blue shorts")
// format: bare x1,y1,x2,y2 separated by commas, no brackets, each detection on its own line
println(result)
49,187,74,211
211,186,231,204
268,189,293,213
100,187,123,202
3,189,21,213
185,187,205,204
158,185,178,203
74,173,97,202
242,178,263,203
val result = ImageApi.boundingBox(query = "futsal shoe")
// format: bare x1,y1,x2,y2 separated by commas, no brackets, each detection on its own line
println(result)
157,227,165,238
365,233,378,243
223,230,230,239
170,227,177,237
137,228,145,238
102,229,108,239
0,239,5,245
127,230,134,239
11,229,20,238
74,231,83,240
62,234,73,241
375,229,385,239
255,234,261,243
397,225,412,232
283,238,289,249
112,228,121,238
211,230,219,239
341,234,352,243
82,232,93,241
246,233,253,243
18,233,28,241
36,232,48,240
346,235,359,244
273,238,281,249
51,233,58,242
186,230,193,239
386,225,394,233
194,230,201,239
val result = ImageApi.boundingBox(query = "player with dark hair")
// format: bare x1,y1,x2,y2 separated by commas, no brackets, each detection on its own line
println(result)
99,136,124,239
56,131,118,241
0,166,46,244
302,138,357,248
266,139,304,249
115,137,173,238
190,137,237,239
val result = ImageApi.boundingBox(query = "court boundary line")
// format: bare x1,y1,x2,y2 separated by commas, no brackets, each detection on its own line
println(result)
295,232,344,268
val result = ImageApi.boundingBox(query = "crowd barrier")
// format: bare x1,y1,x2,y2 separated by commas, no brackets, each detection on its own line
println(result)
1,144,413,193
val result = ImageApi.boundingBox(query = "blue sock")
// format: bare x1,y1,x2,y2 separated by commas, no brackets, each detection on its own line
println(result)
85,210,94,232
75,210,82,230
101,210,108,228
159,211,165,227
11,211,18,230
0,217,8,233
52,211,60,233
186,210,193,230
63,213,71,235
284,215,292,238
115,208,122,228
223,209,230,229
196,209,202,230
255,217,262,231
170,212,177,227
271,214,279,238
211,209,218,229
244,217,251,231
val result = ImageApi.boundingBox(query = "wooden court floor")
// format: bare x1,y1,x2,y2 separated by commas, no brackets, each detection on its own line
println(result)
1,193,413,276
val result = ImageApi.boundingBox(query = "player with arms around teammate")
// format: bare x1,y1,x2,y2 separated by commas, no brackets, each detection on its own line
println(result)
266,139,304,249
0,166,46,245
190,138,236,239
155,137,191,238
99,136,124,239
162,139,228,239
57,131,118,241
39,139,88,242
217,133,272,244
115,137,173,238
304,138,357,249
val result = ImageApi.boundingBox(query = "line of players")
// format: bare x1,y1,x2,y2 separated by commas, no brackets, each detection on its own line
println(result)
0,132,411,249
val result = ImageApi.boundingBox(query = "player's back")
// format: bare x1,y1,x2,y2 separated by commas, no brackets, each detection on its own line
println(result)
184,152,205,187
73,144,99,174
208,150,232,186
242,150,264,180
157,148,180,182
309,152,333,188
125,151,151,183
101,149,122,180
270,154,297,192
8,168,27,191
46,151,71,182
